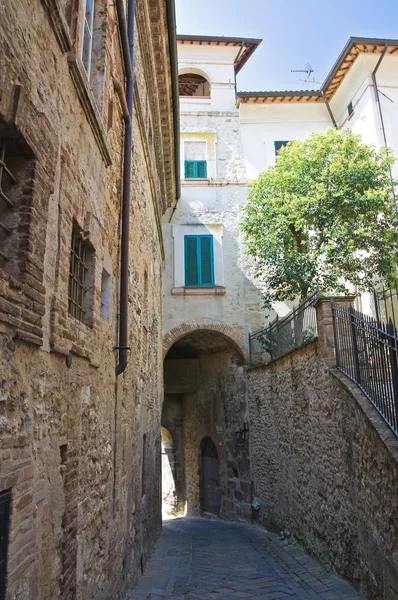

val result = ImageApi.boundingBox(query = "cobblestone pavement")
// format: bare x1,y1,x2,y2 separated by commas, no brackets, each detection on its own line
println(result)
127,517,365,600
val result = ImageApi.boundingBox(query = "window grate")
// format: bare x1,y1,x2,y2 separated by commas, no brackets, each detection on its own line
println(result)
68,227,89,322
0,142,17,263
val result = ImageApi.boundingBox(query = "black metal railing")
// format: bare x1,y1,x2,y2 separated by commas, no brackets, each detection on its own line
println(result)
249,289,319,366
374,287,398,330
332,302,398,436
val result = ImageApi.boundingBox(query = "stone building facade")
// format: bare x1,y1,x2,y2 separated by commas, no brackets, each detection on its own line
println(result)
160,36,398,528
0,0,177,599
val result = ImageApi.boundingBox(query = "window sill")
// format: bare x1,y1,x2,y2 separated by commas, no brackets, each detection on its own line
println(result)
180,97,211,104
172,286,226,296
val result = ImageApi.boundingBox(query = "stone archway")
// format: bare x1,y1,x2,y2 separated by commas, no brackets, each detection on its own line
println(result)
162,319,247,363
162,323,252,522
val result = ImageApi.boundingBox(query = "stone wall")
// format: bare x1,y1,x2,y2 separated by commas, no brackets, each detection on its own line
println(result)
162,346,252,522
247,300,398,600
0,1,175,599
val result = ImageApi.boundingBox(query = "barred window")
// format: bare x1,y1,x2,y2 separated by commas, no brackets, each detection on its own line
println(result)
0,129,36,278
68,222,95,325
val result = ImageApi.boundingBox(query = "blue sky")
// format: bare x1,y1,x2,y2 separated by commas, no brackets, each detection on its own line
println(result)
175,0,398,92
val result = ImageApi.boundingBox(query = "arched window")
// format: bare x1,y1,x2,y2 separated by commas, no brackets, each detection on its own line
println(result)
179,73,210,98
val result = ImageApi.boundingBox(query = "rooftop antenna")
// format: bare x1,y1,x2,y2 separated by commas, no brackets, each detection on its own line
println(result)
298,77,322,85
291,62,314,80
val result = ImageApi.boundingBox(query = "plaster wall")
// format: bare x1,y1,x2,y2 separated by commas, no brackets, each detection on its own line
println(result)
239,102,331,180
163,60,266,349
330,54,398,178
178,43,238,112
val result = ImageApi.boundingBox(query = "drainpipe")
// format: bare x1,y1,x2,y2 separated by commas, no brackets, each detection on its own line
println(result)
372,43,389,147
320,91,337,129
166,0,181,204
371,43,395,199
115,0,135,375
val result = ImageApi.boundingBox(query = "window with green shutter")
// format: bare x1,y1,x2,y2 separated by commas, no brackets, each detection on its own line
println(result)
184,160,207,179
274,141,289,155
184,235,214,286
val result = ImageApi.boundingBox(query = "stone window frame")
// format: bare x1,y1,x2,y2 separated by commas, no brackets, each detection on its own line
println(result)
0,110,51,348
68,220,96,327
172,224,225,294
180,132,217,180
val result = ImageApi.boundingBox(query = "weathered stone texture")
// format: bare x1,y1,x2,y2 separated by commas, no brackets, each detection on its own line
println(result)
163,346,252,522
247,316,398,599
0,0,175,599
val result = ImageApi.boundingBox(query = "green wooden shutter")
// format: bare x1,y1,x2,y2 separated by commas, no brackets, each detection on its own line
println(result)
200,236,213,285
185,160,195,178
274,141,289,155
196,161,207,178
185,237,199,285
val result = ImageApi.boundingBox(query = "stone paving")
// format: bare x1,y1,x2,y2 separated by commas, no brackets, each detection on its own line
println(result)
127,517,365,600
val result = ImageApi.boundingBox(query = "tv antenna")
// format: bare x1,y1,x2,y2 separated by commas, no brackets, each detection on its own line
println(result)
291,62,314,80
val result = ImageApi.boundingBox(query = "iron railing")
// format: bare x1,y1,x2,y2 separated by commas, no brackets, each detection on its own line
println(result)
249,289,319,366
374,287,398,330
332,302,398,436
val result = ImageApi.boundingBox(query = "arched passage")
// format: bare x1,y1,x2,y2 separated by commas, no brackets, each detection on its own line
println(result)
162,324,252,521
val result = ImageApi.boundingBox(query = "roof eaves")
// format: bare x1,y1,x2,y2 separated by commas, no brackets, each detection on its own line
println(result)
321,36,398,97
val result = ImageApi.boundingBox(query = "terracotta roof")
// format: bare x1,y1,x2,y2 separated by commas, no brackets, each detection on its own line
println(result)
237,37,398,104
322,37,398,100
176,34,262,74
237,90,322,104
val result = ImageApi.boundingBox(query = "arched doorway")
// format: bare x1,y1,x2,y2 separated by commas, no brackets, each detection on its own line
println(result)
200,437,220,516
162,324,251,521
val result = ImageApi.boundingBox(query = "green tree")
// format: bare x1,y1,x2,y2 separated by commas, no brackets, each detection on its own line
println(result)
241,129,398,307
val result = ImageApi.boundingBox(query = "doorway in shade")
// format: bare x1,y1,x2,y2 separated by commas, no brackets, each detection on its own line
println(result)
200,436,220,516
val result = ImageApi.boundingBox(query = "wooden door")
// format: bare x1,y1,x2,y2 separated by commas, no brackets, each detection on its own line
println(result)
201,437,220,515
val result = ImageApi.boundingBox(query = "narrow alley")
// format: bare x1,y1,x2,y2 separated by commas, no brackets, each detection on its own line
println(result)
127,517,364,600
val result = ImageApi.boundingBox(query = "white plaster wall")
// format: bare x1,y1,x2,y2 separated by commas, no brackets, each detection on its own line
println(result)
163,45,398,352
178,43,238,112
239,102,331,180
163,42,267,349
330,54,398,178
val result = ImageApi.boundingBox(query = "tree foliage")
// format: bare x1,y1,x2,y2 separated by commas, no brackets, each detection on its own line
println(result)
241,129,398,306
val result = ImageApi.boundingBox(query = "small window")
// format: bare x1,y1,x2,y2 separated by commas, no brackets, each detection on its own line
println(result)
184,160,207,179
184,235,214,287
100,268,111,319
81,0,95,77
68,221,95,325
347,101,354,117
0,489,11,599
274,141,289,155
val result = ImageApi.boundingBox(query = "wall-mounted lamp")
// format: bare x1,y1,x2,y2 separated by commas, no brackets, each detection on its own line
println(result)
235,422,249,442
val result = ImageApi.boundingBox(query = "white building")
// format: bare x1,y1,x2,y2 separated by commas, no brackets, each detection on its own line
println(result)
160,36,398,519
